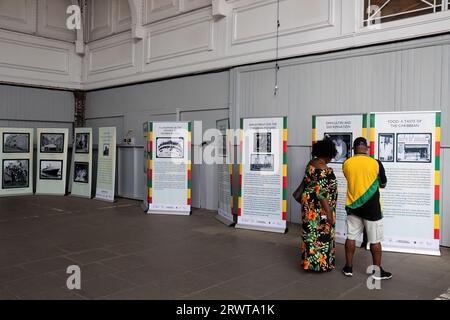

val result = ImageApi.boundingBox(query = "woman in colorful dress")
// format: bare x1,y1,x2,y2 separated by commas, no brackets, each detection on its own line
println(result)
300,139,338,272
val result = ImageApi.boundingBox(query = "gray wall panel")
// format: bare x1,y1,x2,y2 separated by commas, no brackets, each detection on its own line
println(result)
234,35,449,245
0,85,74,122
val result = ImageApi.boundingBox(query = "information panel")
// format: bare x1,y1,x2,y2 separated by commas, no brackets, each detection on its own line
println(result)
313,114,367,244
71,128,93,198
370,111,441,256
147,122,191,215
215,118,233,226
236,117,287,233
36,128,69,195
0,128,34,196
95,127,117,202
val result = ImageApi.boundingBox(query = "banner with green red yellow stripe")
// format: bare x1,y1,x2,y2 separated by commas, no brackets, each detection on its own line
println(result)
147,121,191,216
312,113,367,244
236,117,287,234
369,111,441,256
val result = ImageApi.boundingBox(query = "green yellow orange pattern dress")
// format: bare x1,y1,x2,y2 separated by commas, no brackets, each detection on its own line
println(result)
300,164,337,272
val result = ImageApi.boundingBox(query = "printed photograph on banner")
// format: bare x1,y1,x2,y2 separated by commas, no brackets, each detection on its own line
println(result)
2,133,30,153
250,153,274,172
2,159,29,189
75,133,89,154
40,160,63,180
156,137,184,158
74,162,89,183
324,132,352,163
102,144,110,157
254,132,271,153
396,133,432,163
218,134,227,158
378,133,395,162
40,133,64,153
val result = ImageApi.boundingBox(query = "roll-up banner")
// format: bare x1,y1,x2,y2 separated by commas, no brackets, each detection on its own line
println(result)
71,128,93,198
312,114,367,244
0,128,34,196
370,111,441,256
95,127,117,202
236,117,287,233
215,118,234,226
147,122,191,215
36,128,69,196
142,121,149,211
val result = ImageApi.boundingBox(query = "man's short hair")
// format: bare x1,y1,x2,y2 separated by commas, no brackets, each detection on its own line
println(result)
353,137,368,149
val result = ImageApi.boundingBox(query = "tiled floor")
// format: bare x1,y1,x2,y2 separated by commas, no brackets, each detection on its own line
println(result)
0,195,449,300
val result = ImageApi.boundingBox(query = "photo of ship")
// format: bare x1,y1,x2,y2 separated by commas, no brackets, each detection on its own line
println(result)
40,133,64,153
40,160,63,180
3,133,30,153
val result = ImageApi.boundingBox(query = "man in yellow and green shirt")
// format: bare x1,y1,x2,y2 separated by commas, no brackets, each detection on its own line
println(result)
342,137,392,280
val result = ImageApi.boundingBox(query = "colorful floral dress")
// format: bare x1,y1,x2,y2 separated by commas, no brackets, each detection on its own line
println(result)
300,164,337,272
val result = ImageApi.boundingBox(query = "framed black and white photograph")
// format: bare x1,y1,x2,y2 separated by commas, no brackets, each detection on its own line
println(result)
254,132,271,153
40,133,64,153
378,133,395,162
250,154,274,172
40,160,63,180
2,159,29,189
75,133,89,154
2,133,30,153
74,162,89,184
396,133,432,163
103,144,110,156
217,134,227,158
324,132,352,163
156,137,184,158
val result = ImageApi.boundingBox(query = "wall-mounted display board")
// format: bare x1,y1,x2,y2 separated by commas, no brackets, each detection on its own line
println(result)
147,122,191,215
215,118,234,226
95,127,117,202
0,128,34,196
36,128,69,195
370,111,441,256
142,121,149,211
70,128,93,198
236,117,287,233
312,114,367,244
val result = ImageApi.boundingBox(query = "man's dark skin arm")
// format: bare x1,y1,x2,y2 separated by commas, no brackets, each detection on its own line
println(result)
377,160,387,188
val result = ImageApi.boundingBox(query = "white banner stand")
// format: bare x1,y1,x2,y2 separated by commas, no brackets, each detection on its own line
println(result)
0,128,34,197
36,128,69,196
71,127,93,198
370,111,441,256
147,122,191,216
312,114,367,244
215,118,234,226
235,117,287,233
95,127,117,202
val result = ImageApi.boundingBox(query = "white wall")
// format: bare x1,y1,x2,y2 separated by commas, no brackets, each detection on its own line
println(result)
0,0,82,88
2,0,450,90
82,0,450,90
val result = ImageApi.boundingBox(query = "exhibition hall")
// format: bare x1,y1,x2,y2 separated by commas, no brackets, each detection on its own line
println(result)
0,0,450,307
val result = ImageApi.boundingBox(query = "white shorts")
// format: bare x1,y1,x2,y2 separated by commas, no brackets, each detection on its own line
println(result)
346,215,383,244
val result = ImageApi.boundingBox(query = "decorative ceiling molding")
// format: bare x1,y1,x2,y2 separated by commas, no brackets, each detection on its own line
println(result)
212,0,230,18
72,0,85,55
128,0,145,39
